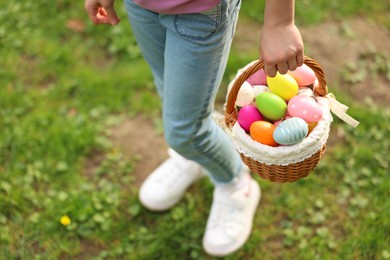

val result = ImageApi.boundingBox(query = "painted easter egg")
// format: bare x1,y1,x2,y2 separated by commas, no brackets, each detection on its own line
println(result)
250,121,278,146
273,119,283,127
256,92,287,121
267,73,299,101
273,116,291,127
236,81,254,107
253,85,269,97
247,69,267,86
297,87,314,97
288,95,323,123
237,105,263,132
273,117,309,145
288,64,316,87
313,78,319,91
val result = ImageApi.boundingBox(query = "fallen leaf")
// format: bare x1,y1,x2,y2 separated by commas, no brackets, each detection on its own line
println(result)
66,19,86,33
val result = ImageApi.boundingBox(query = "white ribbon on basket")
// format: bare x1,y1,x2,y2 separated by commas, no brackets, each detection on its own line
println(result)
324,93,360,128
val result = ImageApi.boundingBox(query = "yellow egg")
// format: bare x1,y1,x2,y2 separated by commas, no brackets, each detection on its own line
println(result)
267,73,299,101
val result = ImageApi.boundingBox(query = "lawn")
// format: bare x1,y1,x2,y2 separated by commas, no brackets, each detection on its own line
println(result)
1,0,389,259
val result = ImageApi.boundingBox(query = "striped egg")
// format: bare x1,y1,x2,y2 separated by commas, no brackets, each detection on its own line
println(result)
273,117,308,145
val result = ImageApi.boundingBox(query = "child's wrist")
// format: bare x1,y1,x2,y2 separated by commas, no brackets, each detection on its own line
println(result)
263,0,295,28
263,20,295,31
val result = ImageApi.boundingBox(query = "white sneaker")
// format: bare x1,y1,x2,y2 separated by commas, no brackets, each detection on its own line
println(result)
139,149,205,211
203,168,261,256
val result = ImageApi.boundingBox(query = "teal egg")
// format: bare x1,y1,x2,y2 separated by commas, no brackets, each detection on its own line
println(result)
273,117,308,145
255,92,287,121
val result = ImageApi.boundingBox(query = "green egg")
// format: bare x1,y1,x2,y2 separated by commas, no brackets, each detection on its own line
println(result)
255,92,287,121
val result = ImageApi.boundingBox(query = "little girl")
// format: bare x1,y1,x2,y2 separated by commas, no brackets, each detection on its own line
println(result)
85,0,303,256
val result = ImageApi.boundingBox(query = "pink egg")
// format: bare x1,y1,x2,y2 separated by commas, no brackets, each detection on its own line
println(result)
288,95,323,123
285,108,291,117
238,105,263,132
273,116,292,127
273,119,283,127
247,69,267,86
288,64,316,87
313,77,319,91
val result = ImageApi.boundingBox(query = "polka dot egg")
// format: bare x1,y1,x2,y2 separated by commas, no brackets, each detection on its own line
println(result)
288,95,323,123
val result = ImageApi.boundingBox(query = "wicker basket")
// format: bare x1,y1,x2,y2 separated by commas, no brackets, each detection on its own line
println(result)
224,56,330,183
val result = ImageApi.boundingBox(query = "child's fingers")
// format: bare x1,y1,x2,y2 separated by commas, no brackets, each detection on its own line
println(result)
102,5,120,25
96,7,112,24
276,62,288,74
264,64,277,77
296,52,304,67
84,2,119,25
96,14,111,24
287,58,297,71
85,3,100,24
98,7,107,16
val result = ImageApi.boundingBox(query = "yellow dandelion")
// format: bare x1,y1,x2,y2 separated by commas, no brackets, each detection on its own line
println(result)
60,215,71,226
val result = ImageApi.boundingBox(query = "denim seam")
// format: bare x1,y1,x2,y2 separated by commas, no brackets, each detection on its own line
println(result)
230,0,241,38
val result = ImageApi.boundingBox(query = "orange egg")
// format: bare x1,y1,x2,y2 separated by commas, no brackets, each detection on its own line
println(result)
250,121,278,147
308,121,318,134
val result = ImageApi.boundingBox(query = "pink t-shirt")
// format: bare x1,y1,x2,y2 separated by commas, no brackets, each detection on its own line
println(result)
133,0,221,14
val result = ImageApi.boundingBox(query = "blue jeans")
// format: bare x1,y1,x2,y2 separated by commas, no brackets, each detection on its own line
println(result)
124,0,242,183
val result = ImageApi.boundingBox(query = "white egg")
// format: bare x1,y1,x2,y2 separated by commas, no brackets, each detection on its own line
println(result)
297,87,314,97
252,85,270,98
235,81,254,107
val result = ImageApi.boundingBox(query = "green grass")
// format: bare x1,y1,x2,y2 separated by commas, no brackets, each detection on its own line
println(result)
1,0,389,259
241,0,390,28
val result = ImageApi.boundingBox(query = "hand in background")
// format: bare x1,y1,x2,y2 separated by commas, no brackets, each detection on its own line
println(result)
85,0,120,25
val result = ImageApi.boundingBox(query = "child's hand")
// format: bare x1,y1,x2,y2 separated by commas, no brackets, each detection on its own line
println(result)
260,23,304,77
85,0,120,25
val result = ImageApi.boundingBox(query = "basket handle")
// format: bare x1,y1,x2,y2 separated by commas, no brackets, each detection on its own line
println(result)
225,56,328,128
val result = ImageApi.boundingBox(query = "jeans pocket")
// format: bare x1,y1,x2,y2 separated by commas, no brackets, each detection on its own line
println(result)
173,3,222,41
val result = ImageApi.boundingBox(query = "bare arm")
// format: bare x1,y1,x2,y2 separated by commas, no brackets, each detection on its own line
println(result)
260,0,304,77
85,0,120,25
